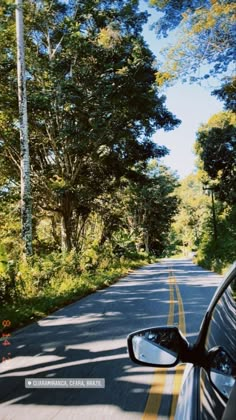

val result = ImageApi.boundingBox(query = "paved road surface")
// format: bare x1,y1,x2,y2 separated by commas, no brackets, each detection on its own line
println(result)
0,259,222,420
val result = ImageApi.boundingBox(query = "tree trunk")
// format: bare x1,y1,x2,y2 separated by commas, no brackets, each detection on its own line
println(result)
60,191,73,252
16,0,32,256
61,215,72,252
135,242,142,253
51,216,60,246
143,230,149,254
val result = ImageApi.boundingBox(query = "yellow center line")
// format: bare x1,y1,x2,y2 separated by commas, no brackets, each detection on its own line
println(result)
142,367,169,420
169,276,186,420
169,365,185,420
142,267,187,420
142,270,176,420
175,280,186,335
168,277,175,326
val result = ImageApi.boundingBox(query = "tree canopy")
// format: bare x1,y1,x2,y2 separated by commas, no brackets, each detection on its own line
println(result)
195,111,236,204
170,173,210,254
0,0,180,252
149,0,236,85
121,161,179,255
212,77,236,112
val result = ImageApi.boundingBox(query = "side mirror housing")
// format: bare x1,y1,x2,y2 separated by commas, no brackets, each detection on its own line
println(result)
127,326,189,367
208,347,236,399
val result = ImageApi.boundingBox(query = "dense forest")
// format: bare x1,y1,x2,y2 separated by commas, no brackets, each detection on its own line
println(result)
0,0,235,329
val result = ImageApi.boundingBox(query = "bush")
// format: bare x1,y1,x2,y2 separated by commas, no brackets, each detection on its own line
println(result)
197,208,236,273
0,260,18,304
0,248,154,331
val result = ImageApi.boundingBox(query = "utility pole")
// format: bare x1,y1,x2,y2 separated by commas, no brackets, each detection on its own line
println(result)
15,0,33,256
203,186,218,242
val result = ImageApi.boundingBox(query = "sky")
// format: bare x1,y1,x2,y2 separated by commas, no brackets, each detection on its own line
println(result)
140,2,223,179
152,83,223,179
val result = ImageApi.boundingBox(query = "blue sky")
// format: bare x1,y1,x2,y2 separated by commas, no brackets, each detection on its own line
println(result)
140,2,223,179
153,83,223,178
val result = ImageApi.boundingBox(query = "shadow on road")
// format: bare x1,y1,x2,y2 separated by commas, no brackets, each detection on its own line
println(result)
0,259,222,416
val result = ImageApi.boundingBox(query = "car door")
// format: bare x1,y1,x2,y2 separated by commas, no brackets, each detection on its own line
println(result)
127,264,236,420
175,270,236,420
198,272,236,419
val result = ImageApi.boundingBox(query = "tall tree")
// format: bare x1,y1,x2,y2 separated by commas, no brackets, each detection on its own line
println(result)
15,0,32,255
120,161,179,255
195,111,236,204
170,173,210,254
0,0,180,251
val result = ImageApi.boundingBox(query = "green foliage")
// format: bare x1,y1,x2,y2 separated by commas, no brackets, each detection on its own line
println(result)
149,0,207,37
0,181,21,253
168,173,236,273
0,259,18,304
109,161,180,256
168,174,210,256
0,0,180,252
195,111,236,204
0,0,187,330
197,204,236,273
150,0,235,84
173,111,236,272
112,229,138,257
212,77,236,112
135,163,179,255
168,166,236,272
0,248,155,331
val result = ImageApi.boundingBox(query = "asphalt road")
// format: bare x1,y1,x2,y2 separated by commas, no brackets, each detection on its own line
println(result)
0,259,222,420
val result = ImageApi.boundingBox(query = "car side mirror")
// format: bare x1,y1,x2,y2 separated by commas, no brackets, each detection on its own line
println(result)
209,347,236,399
127,326,189,367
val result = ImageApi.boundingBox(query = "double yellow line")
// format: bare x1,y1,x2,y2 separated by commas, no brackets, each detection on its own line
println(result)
169,273,185,420
142,269,186,420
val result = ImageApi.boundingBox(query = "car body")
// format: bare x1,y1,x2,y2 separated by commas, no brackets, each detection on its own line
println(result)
127,262,236,420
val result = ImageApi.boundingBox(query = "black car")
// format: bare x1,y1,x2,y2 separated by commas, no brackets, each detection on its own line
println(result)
127,262,236,419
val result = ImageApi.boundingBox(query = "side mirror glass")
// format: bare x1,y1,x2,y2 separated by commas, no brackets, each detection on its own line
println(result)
127,326,188,367
209,348,236,399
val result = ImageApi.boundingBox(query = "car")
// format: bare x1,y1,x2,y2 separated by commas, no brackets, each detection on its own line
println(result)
127,262,236,420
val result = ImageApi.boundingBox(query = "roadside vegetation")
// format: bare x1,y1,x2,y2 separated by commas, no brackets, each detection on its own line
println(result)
150,0,236,273
167,99,236,274
0,248,156,331
0,160,177,330
0,1,179,330
0,0,235,331
168,172,236,274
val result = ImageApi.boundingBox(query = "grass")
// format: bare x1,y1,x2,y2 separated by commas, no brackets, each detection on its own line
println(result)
0,256,156,333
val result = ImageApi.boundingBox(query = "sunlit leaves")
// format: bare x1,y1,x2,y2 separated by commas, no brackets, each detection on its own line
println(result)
97,26,122,48
171,174,210,252
150,0,235,84
0,0,180,251
119,161,179,255
195,111,236,204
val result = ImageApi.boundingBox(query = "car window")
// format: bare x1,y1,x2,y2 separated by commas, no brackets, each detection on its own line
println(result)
205,275,236,357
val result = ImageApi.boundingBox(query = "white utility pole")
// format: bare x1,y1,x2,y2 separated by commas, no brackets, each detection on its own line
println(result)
15,0,33,256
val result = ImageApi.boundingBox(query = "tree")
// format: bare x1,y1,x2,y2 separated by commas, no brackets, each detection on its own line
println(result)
195,111,236,204
77,161,179,257
149,0,236,85
168,173,236,272
170,174,210,254
15,0,32,256
212,76,236,112
0,0,180,252
120,161,179,255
